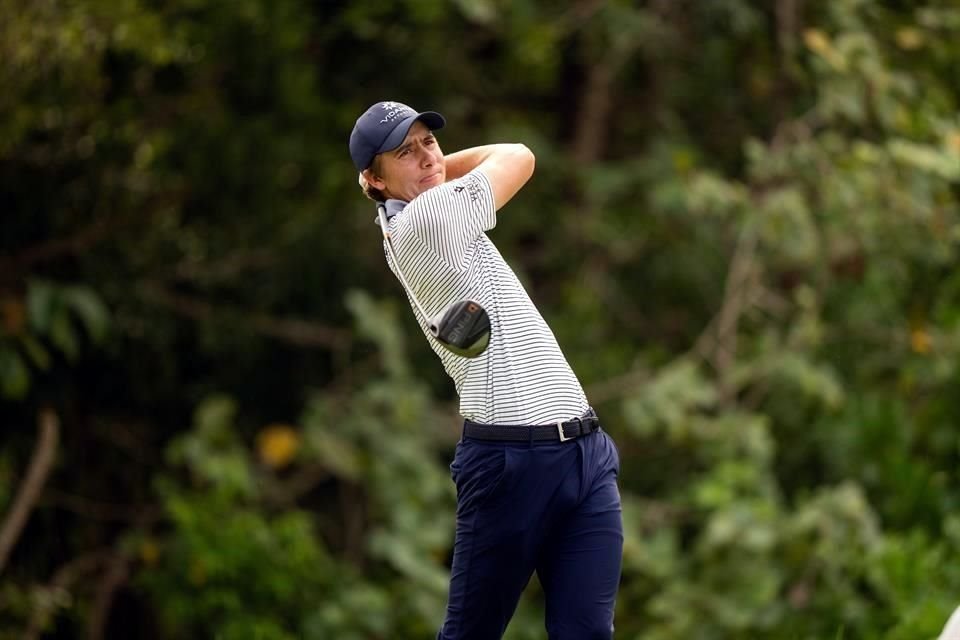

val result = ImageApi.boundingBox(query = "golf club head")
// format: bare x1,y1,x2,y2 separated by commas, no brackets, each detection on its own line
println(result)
430,300,490,358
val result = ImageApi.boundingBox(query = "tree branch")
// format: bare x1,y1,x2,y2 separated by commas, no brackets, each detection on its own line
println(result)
587,228,763,406
86,555,129,640
0,409,59,574
139,281,351,350
23,549,114,640
586,365,652,406
262,464,332,507
171,250,277,284
41,489,161,523
692,227,760,407
0,217,113,276
340,481,366,568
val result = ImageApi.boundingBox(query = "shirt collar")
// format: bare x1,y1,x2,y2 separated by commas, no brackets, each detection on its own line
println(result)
383,198,407,219
373,198,409,229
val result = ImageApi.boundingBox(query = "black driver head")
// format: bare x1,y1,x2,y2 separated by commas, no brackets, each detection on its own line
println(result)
430,300,490,358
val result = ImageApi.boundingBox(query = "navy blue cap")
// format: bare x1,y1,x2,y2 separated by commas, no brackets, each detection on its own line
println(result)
349,101,445,172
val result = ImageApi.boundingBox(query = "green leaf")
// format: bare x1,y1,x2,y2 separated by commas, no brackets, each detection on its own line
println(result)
194,395,238,440
63,285,110,344
49,310,79,361
621,359,717,438
26,279,58,333
308,431,362,481
888,138,960,180
0,346,30,399
18,334,51,370
344,289,408,378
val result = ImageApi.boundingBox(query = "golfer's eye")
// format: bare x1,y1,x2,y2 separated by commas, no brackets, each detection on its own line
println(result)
424,137,435,146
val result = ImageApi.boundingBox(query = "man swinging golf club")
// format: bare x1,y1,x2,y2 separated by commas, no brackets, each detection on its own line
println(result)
350,100,623,639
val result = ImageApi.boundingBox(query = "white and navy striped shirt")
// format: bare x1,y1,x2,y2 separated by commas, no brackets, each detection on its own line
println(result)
379,169,589,425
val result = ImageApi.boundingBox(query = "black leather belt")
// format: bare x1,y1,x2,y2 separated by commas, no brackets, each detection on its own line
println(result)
463,409,601,443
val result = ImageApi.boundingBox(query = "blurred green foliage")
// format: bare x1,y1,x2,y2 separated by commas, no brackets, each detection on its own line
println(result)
2,0,960,638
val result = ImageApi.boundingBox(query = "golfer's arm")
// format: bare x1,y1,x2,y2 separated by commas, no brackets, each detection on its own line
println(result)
445,144,535,210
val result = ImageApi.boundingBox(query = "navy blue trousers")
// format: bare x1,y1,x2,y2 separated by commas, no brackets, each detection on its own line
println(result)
438,425,623,639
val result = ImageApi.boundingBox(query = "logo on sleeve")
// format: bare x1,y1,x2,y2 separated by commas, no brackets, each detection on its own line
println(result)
453,174,482,203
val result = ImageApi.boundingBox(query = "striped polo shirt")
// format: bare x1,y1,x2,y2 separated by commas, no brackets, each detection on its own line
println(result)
378,169,589,425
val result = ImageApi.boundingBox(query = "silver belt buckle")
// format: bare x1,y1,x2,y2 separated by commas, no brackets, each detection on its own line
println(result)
557,421,572,442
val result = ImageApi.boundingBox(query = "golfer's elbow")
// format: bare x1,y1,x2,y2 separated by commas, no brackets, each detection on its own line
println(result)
518,143,535,173
509,143,535,182
481,144,537,210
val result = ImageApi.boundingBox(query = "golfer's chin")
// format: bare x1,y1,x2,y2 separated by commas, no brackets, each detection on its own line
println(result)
419,172,444,189
395,173,445,201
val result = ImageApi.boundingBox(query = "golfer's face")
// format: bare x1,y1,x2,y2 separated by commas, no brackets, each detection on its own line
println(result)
377,121,445,202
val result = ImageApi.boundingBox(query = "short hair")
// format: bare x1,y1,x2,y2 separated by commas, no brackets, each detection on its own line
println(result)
359,155,386,203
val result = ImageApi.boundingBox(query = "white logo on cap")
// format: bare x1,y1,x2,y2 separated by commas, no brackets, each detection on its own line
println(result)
379,102,414,124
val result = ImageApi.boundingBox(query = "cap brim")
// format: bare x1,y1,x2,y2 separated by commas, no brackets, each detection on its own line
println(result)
376,111,446,156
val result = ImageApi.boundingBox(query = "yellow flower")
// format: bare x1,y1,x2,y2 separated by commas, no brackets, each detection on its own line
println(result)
257,423,301,468
140,540,160,566
895,28,924,51
910,328,931,354
802,29,846,70
947,131,960,153
802,29,831,55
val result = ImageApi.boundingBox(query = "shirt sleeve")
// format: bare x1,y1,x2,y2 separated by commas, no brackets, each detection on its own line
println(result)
394,169,497,270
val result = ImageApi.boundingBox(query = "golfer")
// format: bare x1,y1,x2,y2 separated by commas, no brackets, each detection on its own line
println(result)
350,101,623,639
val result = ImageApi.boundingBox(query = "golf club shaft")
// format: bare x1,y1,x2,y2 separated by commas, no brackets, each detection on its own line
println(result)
377,204,434,326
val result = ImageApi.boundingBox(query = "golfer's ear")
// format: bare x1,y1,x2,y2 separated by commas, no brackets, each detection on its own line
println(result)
476,144,535,211
362,168,385,190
